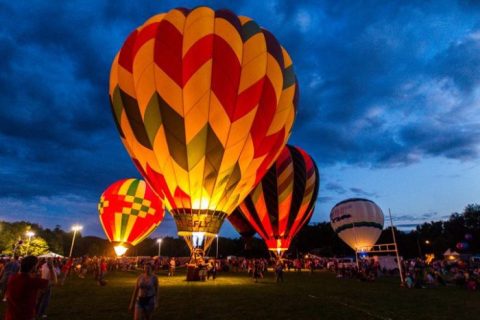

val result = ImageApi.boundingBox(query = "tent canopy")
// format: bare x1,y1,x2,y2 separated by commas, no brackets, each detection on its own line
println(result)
38,252,64,258
443,249,460,256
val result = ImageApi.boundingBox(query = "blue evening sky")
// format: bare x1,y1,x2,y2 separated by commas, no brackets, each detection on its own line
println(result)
0,0,479,238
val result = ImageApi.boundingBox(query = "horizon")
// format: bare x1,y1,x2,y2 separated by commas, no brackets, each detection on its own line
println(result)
0,210,459,239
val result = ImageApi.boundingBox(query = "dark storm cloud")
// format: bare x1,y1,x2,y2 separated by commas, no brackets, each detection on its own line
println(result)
324,182,347,194
282,0,480,167
1,0,479,234
349,187,377,198
394,212,439,222
316,196,334,203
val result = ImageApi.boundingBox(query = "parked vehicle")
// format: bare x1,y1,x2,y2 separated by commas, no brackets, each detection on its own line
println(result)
327,257,356,270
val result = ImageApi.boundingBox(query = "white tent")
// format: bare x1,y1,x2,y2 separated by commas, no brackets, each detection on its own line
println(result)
443,249,460,260
38,252,64,258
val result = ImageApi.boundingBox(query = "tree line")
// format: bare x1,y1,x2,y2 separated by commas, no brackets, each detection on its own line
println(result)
1,204,478,259
292,204,480,259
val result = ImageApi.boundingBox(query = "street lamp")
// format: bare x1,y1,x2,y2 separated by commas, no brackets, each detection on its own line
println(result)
425,240,430,245
69,225,83,257
157,238,162,257
25,231,35,255
216,234,219,259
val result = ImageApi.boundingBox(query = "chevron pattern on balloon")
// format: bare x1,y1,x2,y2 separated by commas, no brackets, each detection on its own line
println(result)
109,7,298,237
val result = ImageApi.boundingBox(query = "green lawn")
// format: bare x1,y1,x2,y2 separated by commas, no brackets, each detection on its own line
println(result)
1,270,479,319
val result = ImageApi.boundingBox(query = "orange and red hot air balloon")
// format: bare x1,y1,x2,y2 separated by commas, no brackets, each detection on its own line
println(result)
98,178,165,256
109,7,298,255
234,145,319,257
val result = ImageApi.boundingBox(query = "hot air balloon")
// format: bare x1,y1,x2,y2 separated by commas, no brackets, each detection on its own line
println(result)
228,208,257,250
228,208,256,239
98,179,165,256
456,242,469,250
234,145,319,257
330,198,384,252
109,7,298,256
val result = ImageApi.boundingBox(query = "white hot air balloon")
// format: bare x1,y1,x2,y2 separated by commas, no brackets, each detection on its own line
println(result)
330,198,384,251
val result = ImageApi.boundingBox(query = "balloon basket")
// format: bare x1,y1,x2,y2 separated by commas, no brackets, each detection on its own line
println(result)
186,248,207,281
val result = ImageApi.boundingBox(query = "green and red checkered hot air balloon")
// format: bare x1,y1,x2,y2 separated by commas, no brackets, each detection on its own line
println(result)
234,145,319,257
109,7,298,255
98,178,165,256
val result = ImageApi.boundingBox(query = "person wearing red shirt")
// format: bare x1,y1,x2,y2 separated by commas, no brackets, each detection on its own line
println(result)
98,258,108,286
5,256,55,320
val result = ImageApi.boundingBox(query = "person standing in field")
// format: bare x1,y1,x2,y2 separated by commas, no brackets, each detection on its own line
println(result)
0,256,20,302
36,258,58,318
60,257,73,285
130,263,159,320
168,258,176,276
98,258,108,286
5,256,56,320
275,259,284,283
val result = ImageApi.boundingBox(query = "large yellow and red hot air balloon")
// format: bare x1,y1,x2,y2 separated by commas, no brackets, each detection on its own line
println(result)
109,7,298,253
234,145,319,257
98,179,165,256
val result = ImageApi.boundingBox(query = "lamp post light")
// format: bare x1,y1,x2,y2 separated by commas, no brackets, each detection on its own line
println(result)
25,231,35,255
157,238,162,258
69,225,83,257
425,240,431,254
216,234,219,259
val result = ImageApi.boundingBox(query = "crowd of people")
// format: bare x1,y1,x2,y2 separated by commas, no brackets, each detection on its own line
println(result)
402,258,480,290
324,255,480,291
1,253,479,319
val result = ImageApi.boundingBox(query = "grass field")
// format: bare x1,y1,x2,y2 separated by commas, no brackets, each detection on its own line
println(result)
1,269,479,320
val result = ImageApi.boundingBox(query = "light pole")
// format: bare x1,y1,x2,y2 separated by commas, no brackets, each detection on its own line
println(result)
69,225,83,257
25,231,35,255
157,238,162,258
425,240,431,254
216,235,219,259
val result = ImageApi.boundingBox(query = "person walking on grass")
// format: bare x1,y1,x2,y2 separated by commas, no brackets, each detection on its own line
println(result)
130,263,159,320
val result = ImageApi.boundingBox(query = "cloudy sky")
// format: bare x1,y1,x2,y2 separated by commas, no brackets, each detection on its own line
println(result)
1,0,479,238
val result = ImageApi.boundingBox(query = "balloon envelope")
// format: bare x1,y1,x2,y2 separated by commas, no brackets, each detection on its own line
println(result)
330,198,384,251
98,179,165,252
109,7,298,251
228,208,256,239
456,242,469,250
234,145,319,255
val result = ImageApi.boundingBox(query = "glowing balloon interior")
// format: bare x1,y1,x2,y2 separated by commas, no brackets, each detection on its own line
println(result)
234,145,319,256
98,178,165,254
330,198,384,251
109,7,298,254
114,245,128,257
